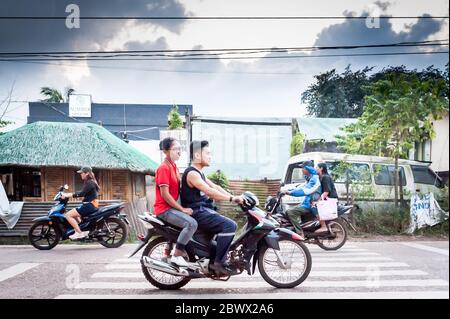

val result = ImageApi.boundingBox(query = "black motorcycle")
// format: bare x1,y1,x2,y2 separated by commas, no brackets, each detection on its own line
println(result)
266,192,356,251
130,191,312,289
28,185,130,250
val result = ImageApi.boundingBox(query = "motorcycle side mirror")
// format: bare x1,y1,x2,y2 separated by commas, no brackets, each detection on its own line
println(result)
279,182,285,187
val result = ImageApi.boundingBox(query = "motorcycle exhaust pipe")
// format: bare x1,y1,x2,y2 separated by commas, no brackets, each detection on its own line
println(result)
141,256,189,277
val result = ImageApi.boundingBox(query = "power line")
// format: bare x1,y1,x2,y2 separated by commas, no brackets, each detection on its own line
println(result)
0,15,448,20
1,50,447,62
1,39,447,56
2,43,448,59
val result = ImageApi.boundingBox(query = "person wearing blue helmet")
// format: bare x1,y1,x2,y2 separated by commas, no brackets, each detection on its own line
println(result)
283,161,322,233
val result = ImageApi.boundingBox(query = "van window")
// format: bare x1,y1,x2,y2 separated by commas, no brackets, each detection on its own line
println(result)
285,161,314,184
373,165,406,186
326,162,371,184
411,165,443,188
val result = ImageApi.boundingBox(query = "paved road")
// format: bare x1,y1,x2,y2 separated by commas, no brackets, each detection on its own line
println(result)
0,241,448,299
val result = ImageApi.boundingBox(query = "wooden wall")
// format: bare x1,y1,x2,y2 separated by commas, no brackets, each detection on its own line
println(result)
40,167,144,203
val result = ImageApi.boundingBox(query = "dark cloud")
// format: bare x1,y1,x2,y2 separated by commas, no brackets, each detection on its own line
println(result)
123,37,170,51
0,0,189,52
116,40,223,73
314,14,444,47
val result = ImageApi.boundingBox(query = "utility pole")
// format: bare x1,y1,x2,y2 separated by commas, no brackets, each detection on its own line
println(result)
185,111,192,166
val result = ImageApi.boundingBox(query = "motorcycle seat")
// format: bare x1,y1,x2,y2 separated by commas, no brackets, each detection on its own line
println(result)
83,203,123,220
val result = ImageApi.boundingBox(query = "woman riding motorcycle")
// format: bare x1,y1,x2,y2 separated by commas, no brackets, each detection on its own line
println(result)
61,166,100,239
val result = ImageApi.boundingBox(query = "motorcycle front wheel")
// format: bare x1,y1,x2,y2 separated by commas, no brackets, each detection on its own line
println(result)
28,221,60,250
258,238,311,288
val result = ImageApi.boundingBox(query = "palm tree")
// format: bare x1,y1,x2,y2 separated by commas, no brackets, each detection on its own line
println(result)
65,88,75,102
40,87,64,103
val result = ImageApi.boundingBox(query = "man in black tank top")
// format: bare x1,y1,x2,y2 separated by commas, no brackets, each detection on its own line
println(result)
181,140,245,276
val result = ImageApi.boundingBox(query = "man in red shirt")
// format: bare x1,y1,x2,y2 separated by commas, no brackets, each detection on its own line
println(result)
154,137,197,267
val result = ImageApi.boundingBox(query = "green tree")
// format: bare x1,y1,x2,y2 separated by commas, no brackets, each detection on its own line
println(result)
168,105,183,130
290,132,305,156
207,170,229,190
40,87,64,102
301,64,449,118
301,65,372,118
337,71,448,207
65,88,75,102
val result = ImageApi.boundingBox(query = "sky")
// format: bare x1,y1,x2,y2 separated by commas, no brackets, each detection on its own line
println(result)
0,0,448,132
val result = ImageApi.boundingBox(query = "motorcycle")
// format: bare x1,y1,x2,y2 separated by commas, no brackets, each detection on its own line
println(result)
266,192,356,251
129,191,312,289
28,184,130,250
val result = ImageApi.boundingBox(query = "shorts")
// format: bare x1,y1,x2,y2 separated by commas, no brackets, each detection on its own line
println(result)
75,202,98,217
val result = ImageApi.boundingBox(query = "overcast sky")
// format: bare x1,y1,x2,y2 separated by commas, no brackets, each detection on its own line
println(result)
0,0,448,131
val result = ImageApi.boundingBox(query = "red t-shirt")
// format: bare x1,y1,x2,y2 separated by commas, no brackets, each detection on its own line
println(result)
153,158,180,215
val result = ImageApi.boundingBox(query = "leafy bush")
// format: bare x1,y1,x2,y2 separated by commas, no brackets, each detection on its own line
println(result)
207,170,229,190
168,105,183,130
290,132,305,156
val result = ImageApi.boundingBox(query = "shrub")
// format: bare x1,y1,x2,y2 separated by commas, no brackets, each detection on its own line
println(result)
207,170,229,190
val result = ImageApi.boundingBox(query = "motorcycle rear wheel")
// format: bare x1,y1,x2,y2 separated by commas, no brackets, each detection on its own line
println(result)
316,219,347,251
98,218,128,248
141,237,191,290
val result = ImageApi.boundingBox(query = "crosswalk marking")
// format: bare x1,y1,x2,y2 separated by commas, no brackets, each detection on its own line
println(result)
0,263,40,282
105,261,411,270
400,243,449,256
56,243,448,299
312,262,409,268
122,248,369,259
312,257,392,261
116,252,381,263
91,269,428,279
74,279,449,290
56,290,450,299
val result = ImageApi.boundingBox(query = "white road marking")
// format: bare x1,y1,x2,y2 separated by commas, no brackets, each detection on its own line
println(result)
55,290,450,299
90,269,427,279
116,252,380,263
92,272,144,278
90,269,427,280
312,262,410,268
122,247,367,259
309,269,428,277
312,257,392,262
0,263,40,282
400,243,449,256
105,261,411,270
74,279,448,290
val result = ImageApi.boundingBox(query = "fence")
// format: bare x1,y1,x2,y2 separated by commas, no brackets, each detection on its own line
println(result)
1,179,281,238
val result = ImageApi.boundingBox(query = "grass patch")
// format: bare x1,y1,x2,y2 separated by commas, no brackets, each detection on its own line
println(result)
352,206,448,237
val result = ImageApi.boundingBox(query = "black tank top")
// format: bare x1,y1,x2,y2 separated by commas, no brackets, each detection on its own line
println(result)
181,166,209,207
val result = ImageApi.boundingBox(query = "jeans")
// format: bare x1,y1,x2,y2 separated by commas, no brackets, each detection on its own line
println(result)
190,205,237,264
158,208,198,250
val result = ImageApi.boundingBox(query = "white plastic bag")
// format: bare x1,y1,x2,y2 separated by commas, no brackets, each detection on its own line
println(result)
407,193,449,233
317,198,338,221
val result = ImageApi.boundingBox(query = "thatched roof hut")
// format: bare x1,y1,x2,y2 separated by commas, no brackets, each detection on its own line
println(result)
0,122,158,202
0,121,158,173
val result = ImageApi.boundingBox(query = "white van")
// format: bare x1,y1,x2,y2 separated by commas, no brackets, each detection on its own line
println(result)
281,152,445,209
